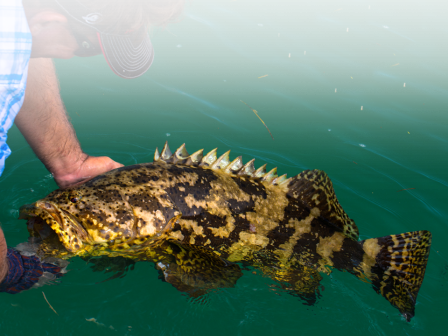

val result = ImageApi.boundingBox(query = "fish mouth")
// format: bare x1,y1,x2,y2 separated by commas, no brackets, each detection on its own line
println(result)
19,201,90,255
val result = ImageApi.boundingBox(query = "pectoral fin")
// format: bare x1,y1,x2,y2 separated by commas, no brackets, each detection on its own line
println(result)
155,240,243,296
83,255,136,283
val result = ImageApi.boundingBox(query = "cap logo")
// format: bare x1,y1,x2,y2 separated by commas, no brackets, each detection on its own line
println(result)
82,13,103,25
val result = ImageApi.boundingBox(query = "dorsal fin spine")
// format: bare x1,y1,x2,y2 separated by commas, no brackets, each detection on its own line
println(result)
225,156,243,174
186,149,204,166
172,143,189,164
174,143,189,159
211,150,231,170
253,164,267,178
200,148,218,167
154,147,160,162
237,158,255,176
279,177,292,186
262,167,278,183
272,174,287,185
161,141,173,161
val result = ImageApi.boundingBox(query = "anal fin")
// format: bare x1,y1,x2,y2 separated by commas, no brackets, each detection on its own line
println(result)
273,265,323,305
155,240,243,296
253,252,324,306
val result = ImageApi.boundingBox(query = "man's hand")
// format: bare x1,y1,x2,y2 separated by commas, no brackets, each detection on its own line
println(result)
15,58,124,189
53,155,123,188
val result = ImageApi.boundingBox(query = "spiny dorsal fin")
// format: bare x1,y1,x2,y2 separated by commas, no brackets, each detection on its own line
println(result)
200,148,217,167
272,174,288,185
286,169,359,241
262,168,278,183
185,149,203,166
211,150,231,170
154,147,160,162
154,143,285,186
237,158,255,176
224,156,243,174
172,143,189,163
253,164,267,178
161,141,172,161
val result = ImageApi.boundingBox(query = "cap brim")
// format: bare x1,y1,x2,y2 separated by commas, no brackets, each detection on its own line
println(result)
98,29,154,79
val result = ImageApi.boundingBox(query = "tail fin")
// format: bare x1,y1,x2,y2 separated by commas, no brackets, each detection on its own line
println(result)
360,230,431,321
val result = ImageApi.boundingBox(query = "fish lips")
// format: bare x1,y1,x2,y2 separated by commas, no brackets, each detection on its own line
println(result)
19,201,90,253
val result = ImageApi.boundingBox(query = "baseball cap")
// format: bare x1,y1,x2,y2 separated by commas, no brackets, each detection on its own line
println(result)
54,0,154,79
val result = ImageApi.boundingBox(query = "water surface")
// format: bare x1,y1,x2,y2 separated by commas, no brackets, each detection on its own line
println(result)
1,0,447,335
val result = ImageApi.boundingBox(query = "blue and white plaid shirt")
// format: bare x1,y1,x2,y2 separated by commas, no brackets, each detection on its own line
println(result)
0,0,32,176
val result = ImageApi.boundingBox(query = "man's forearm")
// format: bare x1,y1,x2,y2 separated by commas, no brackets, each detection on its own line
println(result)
0,228,8,283
15,58,87,179
15,58,123,188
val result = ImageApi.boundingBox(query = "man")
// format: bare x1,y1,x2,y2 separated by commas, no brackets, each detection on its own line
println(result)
0,0,183,293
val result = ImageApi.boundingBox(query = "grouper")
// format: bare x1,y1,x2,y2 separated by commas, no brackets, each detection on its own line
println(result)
18,142,431,321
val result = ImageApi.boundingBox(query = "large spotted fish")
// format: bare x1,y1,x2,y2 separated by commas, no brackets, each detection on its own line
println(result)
19,142,431,321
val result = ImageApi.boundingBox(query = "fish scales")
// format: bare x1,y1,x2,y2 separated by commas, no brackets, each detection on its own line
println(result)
18,142,431,321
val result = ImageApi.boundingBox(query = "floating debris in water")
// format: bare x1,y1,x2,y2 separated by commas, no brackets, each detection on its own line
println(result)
258,75,268,79
397,188,415,192
359,144,366,147
328,129,331,132
361,106,363,111
392,63,400,67
403,83,406,87
241,100,274,140
42,292,58,315
166,133,171,137
347,28,349,32
335,88,337,93
408,131,410,134
353,161,358,164
304,51,306,55
288,53,291,58
86,318,115,330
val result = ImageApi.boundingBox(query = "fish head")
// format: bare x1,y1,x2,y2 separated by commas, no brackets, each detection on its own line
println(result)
19,183,181,256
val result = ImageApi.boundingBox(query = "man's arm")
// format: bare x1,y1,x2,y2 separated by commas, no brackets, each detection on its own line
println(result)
0,229,7,283
15,58,123,188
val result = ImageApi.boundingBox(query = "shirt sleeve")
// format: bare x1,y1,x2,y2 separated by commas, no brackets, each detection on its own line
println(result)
0,0,32,176
0,248,64,294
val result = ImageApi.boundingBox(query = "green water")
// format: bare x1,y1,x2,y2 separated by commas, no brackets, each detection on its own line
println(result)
1,0,447,334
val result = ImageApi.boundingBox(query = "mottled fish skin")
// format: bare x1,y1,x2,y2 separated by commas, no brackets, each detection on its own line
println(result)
19,143,431,321
28,161,360,272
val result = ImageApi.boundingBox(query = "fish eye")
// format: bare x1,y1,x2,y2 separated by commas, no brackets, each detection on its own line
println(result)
67,191,83,204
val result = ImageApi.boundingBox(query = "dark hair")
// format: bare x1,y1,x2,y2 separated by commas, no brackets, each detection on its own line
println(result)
29,0,185,30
